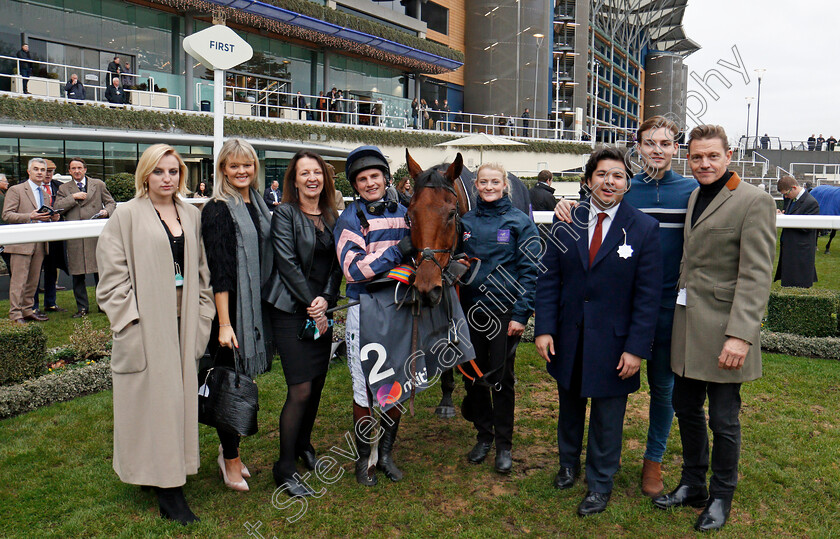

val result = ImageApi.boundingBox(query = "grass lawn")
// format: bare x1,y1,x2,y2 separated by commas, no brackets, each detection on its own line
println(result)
1,345,838,537
0,234,838,536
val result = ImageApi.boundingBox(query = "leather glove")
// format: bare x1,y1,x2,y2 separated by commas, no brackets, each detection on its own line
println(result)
397,234,415,257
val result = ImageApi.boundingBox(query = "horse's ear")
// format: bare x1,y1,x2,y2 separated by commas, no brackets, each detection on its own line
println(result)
446,153,463,184
406,149,423,180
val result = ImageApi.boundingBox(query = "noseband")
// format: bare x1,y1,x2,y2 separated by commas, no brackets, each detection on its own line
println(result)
405,183,461,282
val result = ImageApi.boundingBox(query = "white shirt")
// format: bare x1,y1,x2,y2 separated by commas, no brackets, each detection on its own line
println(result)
75,177,87,190
588,202,621,247
794,188,805,202
27,179,44,207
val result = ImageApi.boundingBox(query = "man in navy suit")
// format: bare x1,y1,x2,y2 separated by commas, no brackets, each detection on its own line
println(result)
535,147,662,516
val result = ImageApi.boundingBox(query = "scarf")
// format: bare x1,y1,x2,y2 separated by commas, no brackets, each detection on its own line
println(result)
225,188,272,377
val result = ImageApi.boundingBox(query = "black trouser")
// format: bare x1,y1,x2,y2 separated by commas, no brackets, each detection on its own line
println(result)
557,382,627,494
672,374,742,499
463,313,519,451
72,273,99,311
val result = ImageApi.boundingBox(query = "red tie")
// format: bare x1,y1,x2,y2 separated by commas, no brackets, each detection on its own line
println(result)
44,183,51,197
589,212,607,267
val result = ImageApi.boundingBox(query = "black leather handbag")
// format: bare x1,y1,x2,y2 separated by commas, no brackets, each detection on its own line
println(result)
198,348,259,436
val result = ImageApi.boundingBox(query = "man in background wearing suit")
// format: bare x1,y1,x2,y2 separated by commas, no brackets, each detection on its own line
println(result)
535,147,662,516
263,180,282,210
654,125,776,532
775,175,819,288
33,159,68,314
55,158,116,317
2,158,59,322
104,77,125,105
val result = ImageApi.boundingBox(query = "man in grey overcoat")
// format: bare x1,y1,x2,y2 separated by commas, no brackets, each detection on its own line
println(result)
652,125,776,532
55,157,116,316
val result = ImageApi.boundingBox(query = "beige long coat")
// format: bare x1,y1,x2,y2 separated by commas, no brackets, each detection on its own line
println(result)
671,173,776,383
55,177,116,275
2,181,43,255
96,197,215,487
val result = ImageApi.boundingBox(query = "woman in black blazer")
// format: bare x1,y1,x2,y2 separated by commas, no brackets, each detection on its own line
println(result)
264,150,342,496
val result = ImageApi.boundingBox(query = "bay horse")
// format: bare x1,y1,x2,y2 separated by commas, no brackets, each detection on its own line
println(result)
405,150,469,418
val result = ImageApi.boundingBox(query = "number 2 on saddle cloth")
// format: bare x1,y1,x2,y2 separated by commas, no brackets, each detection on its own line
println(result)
357,262,481,412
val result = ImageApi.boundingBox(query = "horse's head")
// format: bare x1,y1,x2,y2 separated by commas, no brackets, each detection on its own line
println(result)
405,150,465,306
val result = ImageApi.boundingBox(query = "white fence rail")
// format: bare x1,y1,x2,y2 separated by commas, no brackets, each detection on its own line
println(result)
2,212,838,247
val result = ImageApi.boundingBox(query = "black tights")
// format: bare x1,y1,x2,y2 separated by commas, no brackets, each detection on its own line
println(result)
218,429,240,460
276,373,327,477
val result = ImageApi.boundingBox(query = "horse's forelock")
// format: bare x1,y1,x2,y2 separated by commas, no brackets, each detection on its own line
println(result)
414,166,453,192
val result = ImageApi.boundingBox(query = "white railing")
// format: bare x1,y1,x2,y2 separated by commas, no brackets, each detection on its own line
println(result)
739,135,839,152
0,54,180,110
3,212,838,246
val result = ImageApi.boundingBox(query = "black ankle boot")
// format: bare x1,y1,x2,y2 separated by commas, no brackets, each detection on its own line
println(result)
154,486,199,526
272,461,315,497
377,417,403,482
297,444,318,471
354,431,378,486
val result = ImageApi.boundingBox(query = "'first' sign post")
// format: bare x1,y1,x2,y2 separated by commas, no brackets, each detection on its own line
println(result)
183,25,253,164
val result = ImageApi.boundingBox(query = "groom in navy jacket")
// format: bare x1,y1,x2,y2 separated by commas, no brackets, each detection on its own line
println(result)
535,147,662,516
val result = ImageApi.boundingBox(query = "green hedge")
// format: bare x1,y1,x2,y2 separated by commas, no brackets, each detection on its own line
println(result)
0,359,112,419
0,96,593,156
766,288,840,338
0,320,47,385
105,173,136,202
760,330,840,360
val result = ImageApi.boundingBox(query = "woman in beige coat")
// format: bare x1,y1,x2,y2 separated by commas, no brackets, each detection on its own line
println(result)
96,144,215,525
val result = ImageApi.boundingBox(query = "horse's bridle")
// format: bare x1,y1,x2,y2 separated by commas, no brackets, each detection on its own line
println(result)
405,183,461,284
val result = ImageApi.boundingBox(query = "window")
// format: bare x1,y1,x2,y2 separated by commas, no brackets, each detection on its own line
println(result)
421,2,448,35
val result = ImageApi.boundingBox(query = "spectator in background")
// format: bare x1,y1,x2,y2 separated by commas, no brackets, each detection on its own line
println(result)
760,134,770,149
374,97,383,127
294,91,307,120
807,134,816,151
529,170,556,212
120,61,133,88
827,135,837,152
2,158,59,323
420,98,429,130
55,158,117,317
0,173,10,270
522,108,531,137
263,180,282,209
394,176,413,208
105,77,126,105
442,99,450,131
432,99,441,130
335,90,345,123
775,175,820,288
64,73,86,101
34,160,68,315
817,134,825,151
411,98,419,129
15,43,32,94
316,91,327,122
192,182,210,198
106,56,122,81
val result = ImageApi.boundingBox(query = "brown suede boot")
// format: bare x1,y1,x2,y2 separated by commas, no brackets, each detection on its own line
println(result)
641,459,664,497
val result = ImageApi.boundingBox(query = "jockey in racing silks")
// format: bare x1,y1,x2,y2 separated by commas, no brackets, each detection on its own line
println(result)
334,145,414,486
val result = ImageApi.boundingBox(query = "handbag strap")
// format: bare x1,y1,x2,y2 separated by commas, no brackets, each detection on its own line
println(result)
211,344,243,387
232,346,242,387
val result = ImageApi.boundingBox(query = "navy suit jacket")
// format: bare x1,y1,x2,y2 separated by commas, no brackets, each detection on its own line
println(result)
534,200,662,398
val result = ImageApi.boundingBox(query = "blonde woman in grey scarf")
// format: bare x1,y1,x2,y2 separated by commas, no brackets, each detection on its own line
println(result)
201,139,273,493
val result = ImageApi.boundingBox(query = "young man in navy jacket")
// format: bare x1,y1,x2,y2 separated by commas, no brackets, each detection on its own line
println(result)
555,116,695,497
536,147,662,516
